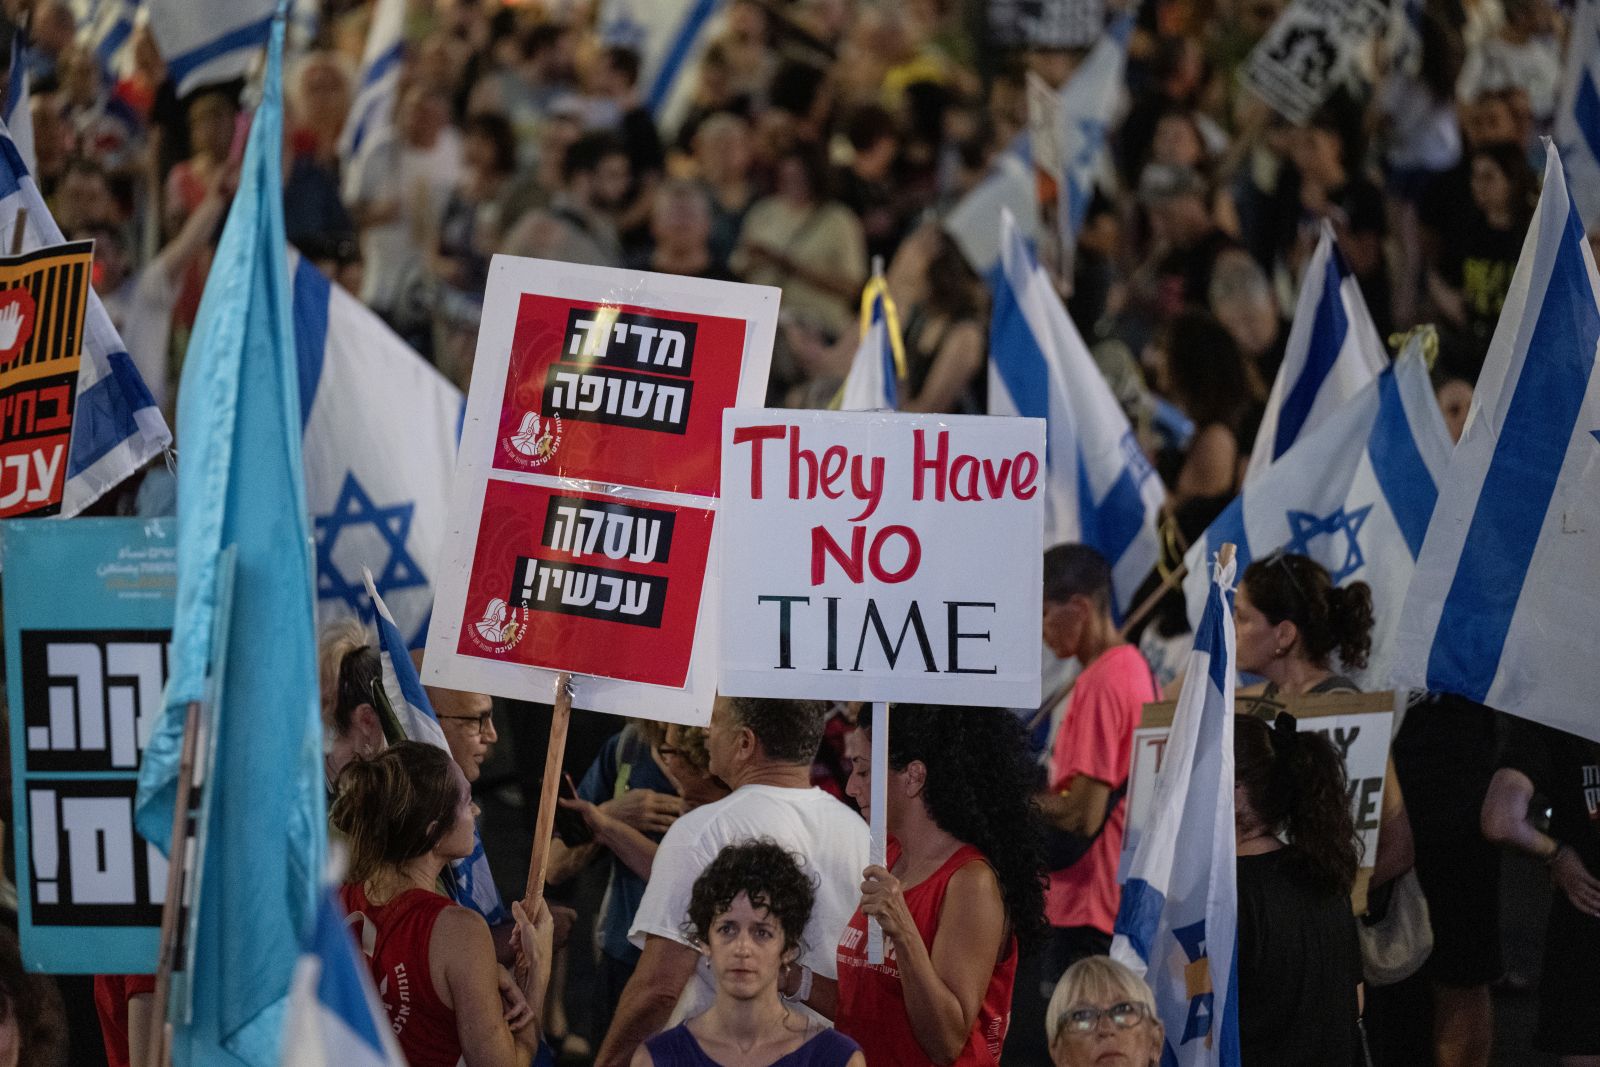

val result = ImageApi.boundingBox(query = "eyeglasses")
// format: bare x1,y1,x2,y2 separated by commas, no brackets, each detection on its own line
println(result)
1058,1001,1149,1035
437,711,494,736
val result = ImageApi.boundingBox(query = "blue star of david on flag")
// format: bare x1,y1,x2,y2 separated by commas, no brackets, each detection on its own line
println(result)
1172,919,1215,1044
314,473,426,616
1284,504,1373,582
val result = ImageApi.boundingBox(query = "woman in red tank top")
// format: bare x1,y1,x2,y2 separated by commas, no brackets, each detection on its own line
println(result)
330,741,553,1067
780,704,1047,1065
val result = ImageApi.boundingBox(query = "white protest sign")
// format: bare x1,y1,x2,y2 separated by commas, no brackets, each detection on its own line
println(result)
718,411,1046,706
422,255,777,725
1244,0,1388,123
1125,691,1397,888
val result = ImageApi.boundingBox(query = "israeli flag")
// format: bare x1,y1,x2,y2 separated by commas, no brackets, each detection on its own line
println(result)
946,138,1039,280
0,117,170,518
990,208,1165,614
1056,13,1132,249
74,0,141,86
146,0,274,97
280,887,407,1067
1184,339,1452,689
363,571,509,926
5,31,33,174
1246,221,1387,485
1394,143,1600,742
600,0,725,132
292,250,463,647
1556,0,1600,232
338,0,404,198
1113,552,1240,1067
836,275,904,411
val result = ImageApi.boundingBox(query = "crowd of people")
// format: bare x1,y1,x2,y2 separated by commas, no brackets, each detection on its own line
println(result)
0,0,1595,1063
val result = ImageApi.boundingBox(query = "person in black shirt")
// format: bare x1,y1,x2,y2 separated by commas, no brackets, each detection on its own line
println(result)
1482,718,1600,1062
1234,713,1363,1067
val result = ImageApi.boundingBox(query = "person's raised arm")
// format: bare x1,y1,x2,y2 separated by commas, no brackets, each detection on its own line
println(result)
434,907,541,1067
859,861,1008,1064
594,934,701,1067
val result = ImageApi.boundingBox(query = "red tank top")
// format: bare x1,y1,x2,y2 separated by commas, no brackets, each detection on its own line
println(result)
339,883,463,1067
834,839,1018,1066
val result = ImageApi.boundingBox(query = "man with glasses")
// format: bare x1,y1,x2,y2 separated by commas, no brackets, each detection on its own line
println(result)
425,682,499,783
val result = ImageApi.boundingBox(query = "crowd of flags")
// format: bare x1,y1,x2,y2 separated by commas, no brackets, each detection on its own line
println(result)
0,0,1587,1061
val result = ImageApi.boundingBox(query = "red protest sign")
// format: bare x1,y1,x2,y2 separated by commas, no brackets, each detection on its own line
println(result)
493,296,749,497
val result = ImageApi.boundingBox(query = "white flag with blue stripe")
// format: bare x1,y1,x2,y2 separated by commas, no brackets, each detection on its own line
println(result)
146,0,274,97
1394,143,1600,741
280,887,407,1067
1056,13,1131,251
338,0,403,198
600,0,724,132
989,208,1165,614
945,137,1039,281
1555,0,1600,234
362,570,509,925
1112,552,1240,1067
292,250,463,648
0,117,170,517
837,276,904,411
1185,339,1452,689
74,0,141,86
1246,220,1387,486
5,31,33,175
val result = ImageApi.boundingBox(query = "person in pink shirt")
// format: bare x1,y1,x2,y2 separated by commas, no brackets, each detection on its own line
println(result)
1035,545,1161,980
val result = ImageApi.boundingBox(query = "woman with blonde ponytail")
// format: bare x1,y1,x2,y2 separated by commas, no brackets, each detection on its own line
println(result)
330,741,553,1067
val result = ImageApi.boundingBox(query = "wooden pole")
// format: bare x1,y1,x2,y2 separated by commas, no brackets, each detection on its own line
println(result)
866,701,889,965
144,700,203,1067
1218,543,1236,570
1117,561,1188,641
10,208,26,255
523,672,573,908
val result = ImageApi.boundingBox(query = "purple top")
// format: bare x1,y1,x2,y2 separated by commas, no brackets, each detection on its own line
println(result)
644,1025,860,1067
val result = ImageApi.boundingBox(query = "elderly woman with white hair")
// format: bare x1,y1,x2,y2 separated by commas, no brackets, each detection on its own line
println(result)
1045,956,1165,1067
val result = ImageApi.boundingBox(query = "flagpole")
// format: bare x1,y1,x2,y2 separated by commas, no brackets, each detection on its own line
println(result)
866,701,889,964
523,672,573,907
145,699,203,1067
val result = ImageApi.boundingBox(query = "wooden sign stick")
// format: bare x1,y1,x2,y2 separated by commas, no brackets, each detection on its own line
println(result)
866,701,889,964
144,699,203,1067
523,672,573,908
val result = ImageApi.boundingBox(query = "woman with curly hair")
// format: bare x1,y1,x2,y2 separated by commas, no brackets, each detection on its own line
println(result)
1234,551,1375,696
1235,713,1363,1065
635,840,864,1067
792,704,1046,1065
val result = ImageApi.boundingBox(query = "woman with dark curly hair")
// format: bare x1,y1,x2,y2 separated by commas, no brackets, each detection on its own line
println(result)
1235,713,1363,1065
792,704,1046,1065
636,840,864,1067
1234,551,1375,696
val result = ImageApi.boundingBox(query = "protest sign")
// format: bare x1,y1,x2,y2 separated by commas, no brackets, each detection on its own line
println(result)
718,410,1046,706
1125,690,1397,906
424,256,777,725
1244,0,1388,123
0,240,93,519
2,517,174,972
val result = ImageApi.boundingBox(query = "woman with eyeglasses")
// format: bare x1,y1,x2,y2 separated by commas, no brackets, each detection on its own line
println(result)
1232,553,1373,698
1043,955,1164,1067
1235,713,1364,1065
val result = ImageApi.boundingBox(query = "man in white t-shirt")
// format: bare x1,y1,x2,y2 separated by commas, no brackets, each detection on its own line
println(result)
594,695,868,1067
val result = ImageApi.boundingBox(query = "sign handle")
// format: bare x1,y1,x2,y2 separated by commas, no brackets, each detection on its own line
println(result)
867,701,889,965
10,208,25,255
144,699,203,1067
524,672,573,908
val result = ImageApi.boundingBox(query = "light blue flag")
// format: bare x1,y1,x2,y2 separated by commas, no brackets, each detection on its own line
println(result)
1113,551,1240,1067
134,14,325,1067
1555,0,1600,233
1394,142,1600,741
1245,221,1387,485
279,888,407,1067
363,570,509,926
145,0,274,97
337,0,403,199
989,208,1166,615
1184,338,1452,689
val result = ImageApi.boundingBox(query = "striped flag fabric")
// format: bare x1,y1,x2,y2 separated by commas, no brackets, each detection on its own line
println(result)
599,0,725,132
0,117,170,518
835,275,905,411
279,887,407,1067
5,31,33,174
1555,0,1600,233
1393,142,1600,741
75,0,141,87
1112,550,1240,1067
338,0,404,198
989,208,1165,614
1184,338,1452,689
363,571,509,926
1056,13,1132,254
145,0,274,97
945,137,1039,281
1245,220,1387,485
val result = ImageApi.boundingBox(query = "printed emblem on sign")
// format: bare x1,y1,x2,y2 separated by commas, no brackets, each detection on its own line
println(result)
466,596,530,654
0,286,37,365
504,409,563,469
